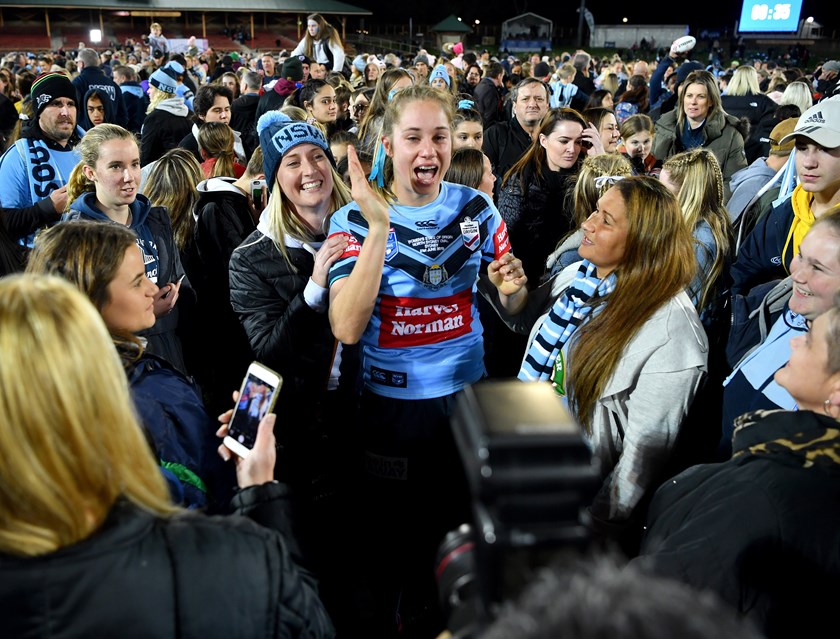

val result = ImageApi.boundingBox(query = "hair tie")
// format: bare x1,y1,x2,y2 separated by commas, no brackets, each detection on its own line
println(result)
387,88,400,102
368,139,387,187
594,175,625,189
457,99,475,110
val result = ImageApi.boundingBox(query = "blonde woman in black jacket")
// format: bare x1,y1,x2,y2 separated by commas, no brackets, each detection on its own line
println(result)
0,274,334,639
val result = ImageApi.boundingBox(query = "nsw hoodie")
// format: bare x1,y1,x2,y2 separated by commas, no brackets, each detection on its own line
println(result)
66,192,161,283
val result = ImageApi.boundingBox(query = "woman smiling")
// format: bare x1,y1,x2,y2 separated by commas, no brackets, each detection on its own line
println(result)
486,176,707,539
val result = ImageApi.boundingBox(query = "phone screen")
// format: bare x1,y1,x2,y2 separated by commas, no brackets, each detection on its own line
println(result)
227,373,279,451
251,180,266,202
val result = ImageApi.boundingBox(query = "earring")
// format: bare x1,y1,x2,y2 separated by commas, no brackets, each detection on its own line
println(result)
824,399,838,419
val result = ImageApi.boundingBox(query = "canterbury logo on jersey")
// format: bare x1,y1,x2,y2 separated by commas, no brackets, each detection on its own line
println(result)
415,220,437,228
378,290,472,348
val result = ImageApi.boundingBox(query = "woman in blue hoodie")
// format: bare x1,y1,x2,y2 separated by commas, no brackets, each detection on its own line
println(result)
64,124,192,375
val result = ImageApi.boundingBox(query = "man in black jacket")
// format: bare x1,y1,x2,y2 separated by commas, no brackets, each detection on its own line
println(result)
231,71,262,159
483,77,550,194
473,61,504,127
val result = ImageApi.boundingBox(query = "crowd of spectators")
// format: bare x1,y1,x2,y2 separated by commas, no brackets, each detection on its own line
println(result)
2,18,840,639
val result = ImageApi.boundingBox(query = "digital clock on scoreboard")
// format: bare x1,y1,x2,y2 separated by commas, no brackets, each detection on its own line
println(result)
738,0,803,32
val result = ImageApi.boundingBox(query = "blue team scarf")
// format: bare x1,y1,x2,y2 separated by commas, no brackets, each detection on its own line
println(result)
519,260,616,382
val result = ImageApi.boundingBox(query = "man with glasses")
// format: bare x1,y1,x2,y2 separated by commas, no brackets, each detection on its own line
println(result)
464,64,482,95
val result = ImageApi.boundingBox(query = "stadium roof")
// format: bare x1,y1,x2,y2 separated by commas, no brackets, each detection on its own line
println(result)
2,0,371,14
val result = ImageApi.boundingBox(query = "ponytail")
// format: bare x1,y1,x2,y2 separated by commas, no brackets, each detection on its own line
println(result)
65,163,95,211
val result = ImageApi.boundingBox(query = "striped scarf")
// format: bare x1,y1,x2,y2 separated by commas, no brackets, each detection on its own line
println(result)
518,260,616,383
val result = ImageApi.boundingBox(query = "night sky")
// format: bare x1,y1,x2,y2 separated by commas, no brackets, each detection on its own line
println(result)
367,0,824,36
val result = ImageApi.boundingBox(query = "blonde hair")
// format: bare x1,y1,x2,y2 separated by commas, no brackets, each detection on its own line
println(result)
0,274,175,556
726,65,762,96
568,153,634,227
66,124,137,208
570,178,696,431
197,121,236,178
265,163,351,269
662,148,732,312
147,86,175,114
143,148,204,250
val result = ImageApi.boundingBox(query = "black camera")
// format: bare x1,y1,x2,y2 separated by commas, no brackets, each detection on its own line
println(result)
436,381,602,638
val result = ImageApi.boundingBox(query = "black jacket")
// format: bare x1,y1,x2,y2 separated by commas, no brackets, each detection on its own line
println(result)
472,77,503,127
231,93,260,137
190,179,258,415
636,409,840,639
72,65,128,128
140,106,192,167
229,229,339,400
229,227,357,486
721,92,777,163
497,163,576,286
483,116,532,193
0,484,335,639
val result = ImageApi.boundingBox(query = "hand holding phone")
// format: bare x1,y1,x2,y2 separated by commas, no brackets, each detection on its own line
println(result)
223,362,282,458
153,274,185,316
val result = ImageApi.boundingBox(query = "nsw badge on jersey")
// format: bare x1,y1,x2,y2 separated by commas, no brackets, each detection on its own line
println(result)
422,263,449,290
384,228,399,262
460,217,480,252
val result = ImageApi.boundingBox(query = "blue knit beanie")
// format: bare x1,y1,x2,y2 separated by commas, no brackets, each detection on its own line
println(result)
429,64,451,88
257,111,332,191
149,61,184,94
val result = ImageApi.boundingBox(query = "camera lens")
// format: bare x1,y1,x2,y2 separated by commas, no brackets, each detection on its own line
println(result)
435,524,478,636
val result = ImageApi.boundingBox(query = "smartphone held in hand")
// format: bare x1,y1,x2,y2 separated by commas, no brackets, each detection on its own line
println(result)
251,178,267,203
224,362,283,458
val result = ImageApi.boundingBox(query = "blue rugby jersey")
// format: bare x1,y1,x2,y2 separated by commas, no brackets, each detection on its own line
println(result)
328,182,511,399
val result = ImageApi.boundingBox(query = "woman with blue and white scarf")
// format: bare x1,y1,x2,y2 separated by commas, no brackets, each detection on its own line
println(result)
485,176,709,544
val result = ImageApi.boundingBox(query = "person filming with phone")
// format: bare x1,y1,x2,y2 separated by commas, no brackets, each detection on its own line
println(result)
0,274,334,639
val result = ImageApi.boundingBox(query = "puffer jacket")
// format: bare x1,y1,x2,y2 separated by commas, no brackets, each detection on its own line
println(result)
0,483,335,639
721,92,777,162
652,107,749,190
229,214,357,486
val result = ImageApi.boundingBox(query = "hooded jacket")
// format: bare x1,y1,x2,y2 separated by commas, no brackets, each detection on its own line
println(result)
140,96,191,166
65,193,190,373
652,107,749,191
190,177,258,415
79,86,117,130
635,409,840,639
255,79,299,122
119,81,150,134
726,158,778,222
721,92,777,162
730,196,795,296
72,64,128,128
